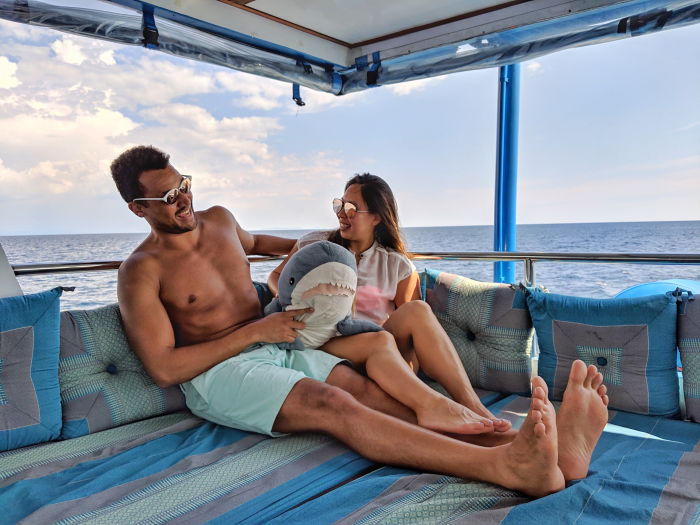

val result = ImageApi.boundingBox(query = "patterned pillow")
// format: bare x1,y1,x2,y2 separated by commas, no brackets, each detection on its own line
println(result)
527,288,679,416
678,293,700,422
420,269,534,394
59,304,187,438
0,287,63,451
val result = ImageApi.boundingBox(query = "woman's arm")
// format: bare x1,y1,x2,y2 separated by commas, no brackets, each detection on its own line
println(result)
393,270,420,307
267,242,300,296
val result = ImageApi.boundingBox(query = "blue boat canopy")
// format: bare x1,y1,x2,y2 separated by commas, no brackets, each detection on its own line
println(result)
1,0,699,96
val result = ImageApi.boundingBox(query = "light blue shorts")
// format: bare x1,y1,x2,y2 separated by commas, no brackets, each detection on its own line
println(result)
180,343,345,436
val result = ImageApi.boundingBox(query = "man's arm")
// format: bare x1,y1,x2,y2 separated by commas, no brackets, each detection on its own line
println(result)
118,256,307,388
236,221,296,256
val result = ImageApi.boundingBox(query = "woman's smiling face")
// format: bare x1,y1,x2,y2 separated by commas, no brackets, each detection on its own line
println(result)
336,184,379,243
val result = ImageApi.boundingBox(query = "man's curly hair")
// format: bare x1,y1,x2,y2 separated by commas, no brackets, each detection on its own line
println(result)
111,145,170,203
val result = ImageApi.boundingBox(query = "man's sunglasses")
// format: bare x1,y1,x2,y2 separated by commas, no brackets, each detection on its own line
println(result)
332,198,371,219
132,175,192,205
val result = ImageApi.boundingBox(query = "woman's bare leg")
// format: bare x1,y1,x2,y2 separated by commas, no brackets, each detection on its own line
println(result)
328,364,519,447
322,332,495,435
384,301,511,431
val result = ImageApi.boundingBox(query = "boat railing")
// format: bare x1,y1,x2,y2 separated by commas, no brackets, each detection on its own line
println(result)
12,252,700,287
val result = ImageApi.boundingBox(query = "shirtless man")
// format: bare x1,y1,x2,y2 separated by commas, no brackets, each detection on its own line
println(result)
112,145,609,498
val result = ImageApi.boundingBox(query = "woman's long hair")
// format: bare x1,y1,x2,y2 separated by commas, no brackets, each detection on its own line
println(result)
328,173,408,255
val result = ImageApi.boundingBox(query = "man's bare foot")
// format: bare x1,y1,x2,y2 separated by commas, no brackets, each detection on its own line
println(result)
531,376,558,440
416,396,495,435
557,360,609,481
492,382,565,497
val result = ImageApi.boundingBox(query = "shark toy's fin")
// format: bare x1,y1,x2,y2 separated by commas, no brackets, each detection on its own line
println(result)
264,297,283,316
276,337,305,350
336,315,383,336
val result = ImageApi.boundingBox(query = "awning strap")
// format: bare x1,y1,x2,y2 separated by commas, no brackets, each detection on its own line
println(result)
292,83,305,106
142,5,159,49
366,51,382,86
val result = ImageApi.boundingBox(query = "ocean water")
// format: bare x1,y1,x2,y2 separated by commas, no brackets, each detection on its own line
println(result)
2,221,698,310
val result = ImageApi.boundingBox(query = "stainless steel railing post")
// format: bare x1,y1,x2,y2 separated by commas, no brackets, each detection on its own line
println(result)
524,258,535,287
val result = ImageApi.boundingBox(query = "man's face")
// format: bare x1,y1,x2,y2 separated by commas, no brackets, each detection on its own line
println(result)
130,165,197,234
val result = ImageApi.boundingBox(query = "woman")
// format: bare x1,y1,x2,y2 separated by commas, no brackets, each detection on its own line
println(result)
269,174,510,433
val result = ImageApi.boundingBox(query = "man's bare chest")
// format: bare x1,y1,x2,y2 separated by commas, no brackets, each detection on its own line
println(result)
158,248,251,314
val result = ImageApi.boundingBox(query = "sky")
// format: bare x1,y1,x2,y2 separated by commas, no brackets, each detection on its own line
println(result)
0,10,698,236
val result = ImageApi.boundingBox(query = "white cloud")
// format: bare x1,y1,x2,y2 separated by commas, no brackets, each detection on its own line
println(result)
387,77,443,96
525,61,543,74
674,120,700,132
0,106,139,200
216,72,288,110
51,37,87,65
136,103,281,166
0,23,349,231
293,87,358,113
0,56,20,89
0,19,45,41
99,50,116,66
215,70,357,113
1,157,96,201
1,37,218,112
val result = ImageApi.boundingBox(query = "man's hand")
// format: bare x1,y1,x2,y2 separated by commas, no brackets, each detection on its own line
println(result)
250,308,312,343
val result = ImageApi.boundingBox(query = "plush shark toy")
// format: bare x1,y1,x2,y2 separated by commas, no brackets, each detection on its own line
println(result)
264,240,383,349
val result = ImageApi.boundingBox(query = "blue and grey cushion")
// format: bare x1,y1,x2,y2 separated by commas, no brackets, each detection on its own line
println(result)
420,269,534,394
678,294,700,422
0,287,63,451
527,288,679,416
59,303,187,439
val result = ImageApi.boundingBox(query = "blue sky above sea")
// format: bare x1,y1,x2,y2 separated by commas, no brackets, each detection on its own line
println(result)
0,16,698,236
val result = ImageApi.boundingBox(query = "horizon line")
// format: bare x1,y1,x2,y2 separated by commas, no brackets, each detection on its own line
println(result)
2,218,699,237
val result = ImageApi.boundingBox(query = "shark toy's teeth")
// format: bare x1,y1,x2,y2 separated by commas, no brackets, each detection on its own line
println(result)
290,261,358,304
329,281,355,290
301,282,355,301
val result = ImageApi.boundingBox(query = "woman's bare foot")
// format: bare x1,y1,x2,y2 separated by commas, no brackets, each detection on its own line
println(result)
557,360,609,481
492,383,565,497
459,392,513,433
416,395,496,435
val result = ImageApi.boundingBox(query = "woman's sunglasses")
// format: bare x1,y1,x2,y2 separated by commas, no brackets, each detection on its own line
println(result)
333,198,371,219
132,175,192,205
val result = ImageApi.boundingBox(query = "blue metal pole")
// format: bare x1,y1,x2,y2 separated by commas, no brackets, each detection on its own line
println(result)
493,63,520,283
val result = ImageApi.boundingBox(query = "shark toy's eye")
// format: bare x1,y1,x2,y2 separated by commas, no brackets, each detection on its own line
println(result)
289,277,295,286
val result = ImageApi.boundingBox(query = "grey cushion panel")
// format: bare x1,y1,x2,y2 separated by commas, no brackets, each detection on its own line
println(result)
679,297,700,422
551,320,650,414
0,327,40,429
679,296,700,340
